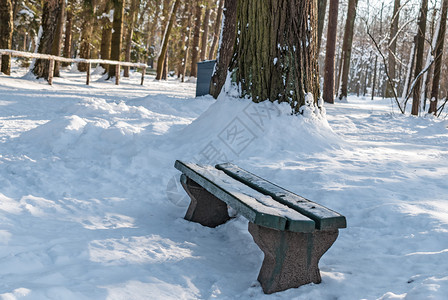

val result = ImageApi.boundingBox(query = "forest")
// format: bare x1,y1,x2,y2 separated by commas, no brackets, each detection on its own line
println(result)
1,0,448,116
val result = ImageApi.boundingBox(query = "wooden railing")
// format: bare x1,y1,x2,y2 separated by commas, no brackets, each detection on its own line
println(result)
0,49,148,86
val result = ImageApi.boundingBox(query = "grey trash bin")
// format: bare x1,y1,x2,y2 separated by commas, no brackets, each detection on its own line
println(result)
196,60,216,97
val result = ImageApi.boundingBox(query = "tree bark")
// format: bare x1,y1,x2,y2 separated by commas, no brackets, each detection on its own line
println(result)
52,0,65,76
209,0,237,98
411,0,428,116
0,0,13,75
78,1,95,72
385,0,400,98
322,0,339,104
156,0,181,80
62,4,73,67
100,2,113,72
232,0,320,113
428,0,448,115
317,0,327,52
108,0,125,79
124,0,139,77
32,0,64,80
179,1,194,81
338,0,358,100
208,0,224,60
200,2,211,61
190,0,202,77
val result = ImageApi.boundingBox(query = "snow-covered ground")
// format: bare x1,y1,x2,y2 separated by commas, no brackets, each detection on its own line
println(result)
1,64,448,299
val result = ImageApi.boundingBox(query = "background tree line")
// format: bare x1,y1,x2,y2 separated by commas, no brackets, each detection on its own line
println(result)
1,0,448,116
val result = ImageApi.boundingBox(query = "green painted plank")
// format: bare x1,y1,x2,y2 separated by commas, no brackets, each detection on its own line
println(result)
215,163,347,230
175,160,315,232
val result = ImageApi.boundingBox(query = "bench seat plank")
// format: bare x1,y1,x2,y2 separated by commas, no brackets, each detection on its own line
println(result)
215,163,347,230
175,160,315,232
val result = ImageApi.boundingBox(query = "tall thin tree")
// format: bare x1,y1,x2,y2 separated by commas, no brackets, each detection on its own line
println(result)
338,0,358,101
411,0,428,115
209,0,237,98
323,0,340,104
385,0,400,98
429,0,448,115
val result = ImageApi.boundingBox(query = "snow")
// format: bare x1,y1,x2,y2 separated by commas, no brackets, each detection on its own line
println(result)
1,64,448,299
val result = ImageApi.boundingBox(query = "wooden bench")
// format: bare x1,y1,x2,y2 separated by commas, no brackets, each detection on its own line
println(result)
174,160,346,294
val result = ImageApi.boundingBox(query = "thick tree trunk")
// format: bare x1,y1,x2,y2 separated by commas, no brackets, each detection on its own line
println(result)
209,0,237,98
124,0,139,77
322,0,340,104
233,0,320,113
156,0,181,80
208,0,224,60
428,0,448,115
385,0,400,98
190,0,202,77
338,0,358,100
411,0,428,116
32,0,64,80
108,0,125,79
317,0,327,52
0,0,14,75
200,3,211,61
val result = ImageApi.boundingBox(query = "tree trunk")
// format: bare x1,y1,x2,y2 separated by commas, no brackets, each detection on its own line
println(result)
322,0,339,104
108,0,125,79
179,1,194,81
209,0,237,98
124,0,139,77
32,0,64,80
100,3,113,72
190,0,202,77
78,1,95,72
338,0,358,101
52,0,65,77
317,0,327,52
200,2,211,61
208,0,224,60
0,0,14,75
385,0,400,98
156,0,181,80
428,0,448,115
62,5,73,67
411,0,428,116
232,0,320,113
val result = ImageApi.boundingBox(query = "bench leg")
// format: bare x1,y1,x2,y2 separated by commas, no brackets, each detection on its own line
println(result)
248,223,339,294
180,175,230,227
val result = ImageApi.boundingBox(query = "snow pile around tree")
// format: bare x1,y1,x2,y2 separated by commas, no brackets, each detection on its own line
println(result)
0,65,448,299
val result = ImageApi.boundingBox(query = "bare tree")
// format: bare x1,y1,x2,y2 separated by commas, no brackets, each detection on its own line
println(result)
429,0,448,115
411,0,428,115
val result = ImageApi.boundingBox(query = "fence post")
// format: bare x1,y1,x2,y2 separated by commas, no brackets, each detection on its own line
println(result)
48,59,55,85
86,62,91,85
141,66,146,85
115,64,120,85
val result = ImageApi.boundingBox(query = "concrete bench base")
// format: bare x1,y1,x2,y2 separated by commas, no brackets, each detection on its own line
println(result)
249,223,339,294
181,175,230,227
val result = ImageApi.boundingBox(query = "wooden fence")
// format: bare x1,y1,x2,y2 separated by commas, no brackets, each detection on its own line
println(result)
0,49,148,86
